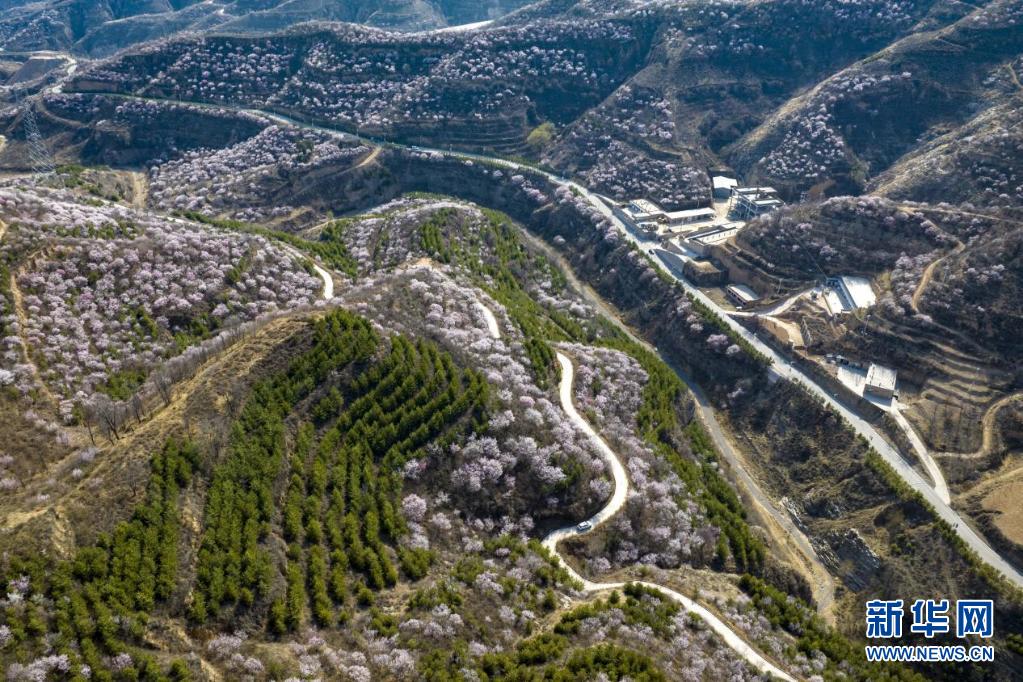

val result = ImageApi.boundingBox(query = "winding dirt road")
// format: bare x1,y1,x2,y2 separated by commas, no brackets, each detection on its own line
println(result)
469,296,793,677
911,244,963,313
476,301,500,340
543,351,796,681
276,243,334,299
937,392,1023,460
513,225,836,617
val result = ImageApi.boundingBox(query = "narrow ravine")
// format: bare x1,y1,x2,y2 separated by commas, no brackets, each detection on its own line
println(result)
542,351,797,682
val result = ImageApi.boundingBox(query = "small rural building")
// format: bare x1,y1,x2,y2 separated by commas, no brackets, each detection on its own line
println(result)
665,206,717,228
712,176,738,199
864,363,898,399
638,221,661,237
726,284,761,308
684,222,743,256
836,276,876,310
822,276,877,315
624,199,666,224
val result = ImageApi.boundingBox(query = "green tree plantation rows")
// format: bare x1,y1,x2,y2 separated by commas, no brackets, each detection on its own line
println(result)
189,310,379,623
1,307,492,678
270,335,489,632
190,309,489,630
0,439,200,681
419,207,582,389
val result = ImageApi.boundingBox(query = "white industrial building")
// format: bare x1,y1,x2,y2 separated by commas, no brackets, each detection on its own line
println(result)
684,222,744,256
622,199,717,235
823,276,877,315
726,284,761,308
836,276,876,309
624,199,665,223
712,176,738,199
730,186,784,219
665,206,717,228
864,364,898,399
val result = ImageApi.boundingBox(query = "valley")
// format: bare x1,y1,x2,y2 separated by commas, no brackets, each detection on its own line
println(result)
1,1,1022,680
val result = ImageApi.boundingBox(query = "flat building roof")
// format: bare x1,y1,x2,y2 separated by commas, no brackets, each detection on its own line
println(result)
866,363,897,391
727,284,761,304
628,199,662,213
665,207,717,219
838,276,877,310
688,222,742,241
733,186,778,196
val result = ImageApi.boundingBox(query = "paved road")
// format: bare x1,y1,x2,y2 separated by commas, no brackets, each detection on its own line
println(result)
79,93,1023,588
282,244,334,300
518,176,1020,586
543,352,796,682
463,306,794,678
639,246,1023,588
427,19,495,34
544,353,630,538
311,261,333,300
732,283,951,506
892,405,951,504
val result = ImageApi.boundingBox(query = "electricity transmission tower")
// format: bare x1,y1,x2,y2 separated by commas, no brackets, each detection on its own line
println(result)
10,85,60,179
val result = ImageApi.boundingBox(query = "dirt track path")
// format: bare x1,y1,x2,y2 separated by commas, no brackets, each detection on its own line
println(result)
543,351,797,682
911,243,964,313
937,392,1023,460
129,171,148,208
355,146,382,168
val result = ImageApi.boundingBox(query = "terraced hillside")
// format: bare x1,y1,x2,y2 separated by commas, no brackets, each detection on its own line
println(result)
1,1,1023,678
726,0,1023,198
6,90,1023,677
0,0,536,56
68,20,652,160
54,0,1004,209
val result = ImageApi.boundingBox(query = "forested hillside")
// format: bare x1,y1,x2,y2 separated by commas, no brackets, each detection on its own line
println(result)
2,0,1022,679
